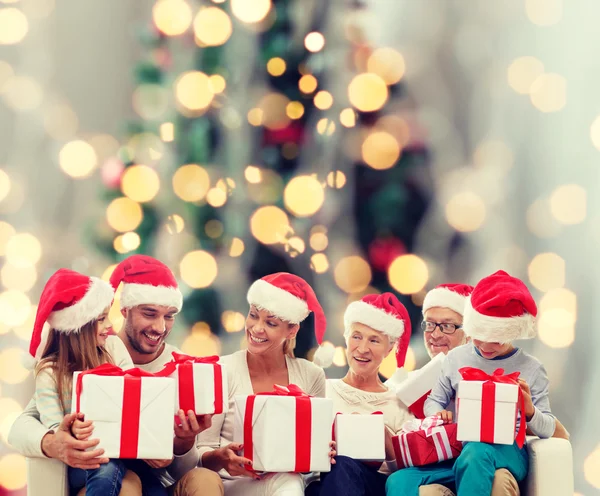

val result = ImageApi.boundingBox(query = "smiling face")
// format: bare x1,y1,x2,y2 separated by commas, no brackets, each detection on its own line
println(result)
95,307,113,347
345,322,394,379
245,305,299,356
423,307,467,358
122,304,177,356
472,339,514,359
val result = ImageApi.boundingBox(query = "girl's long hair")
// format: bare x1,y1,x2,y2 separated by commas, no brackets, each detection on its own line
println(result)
35,320,113,411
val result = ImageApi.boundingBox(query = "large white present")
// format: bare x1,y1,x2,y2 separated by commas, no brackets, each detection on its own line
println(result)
396,352,445,418
333,413,385,462
456,367,526,447
73,364,175,459
233,385,333,473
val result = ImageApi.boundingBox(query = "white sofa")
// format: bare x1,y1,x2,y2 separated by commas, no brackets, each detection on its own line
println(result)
27,437,574,496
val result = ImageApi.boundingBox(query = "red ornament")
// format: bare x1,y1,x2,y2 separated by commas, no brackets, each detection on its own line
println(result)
368,237,407,272
263,123,305,146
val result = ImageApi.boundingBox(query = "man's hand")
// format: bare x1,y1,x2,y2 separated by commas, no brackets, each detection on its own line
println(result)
145,458,173,469
329,440,337,465
71,413,94,441
41,413,108,469
173,410,212,455
201,443,257,479
436,410,453,424
518,378,535,420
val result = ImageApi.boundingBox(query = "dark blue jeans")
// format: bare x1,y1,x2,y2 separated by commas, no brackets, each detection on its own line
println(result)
305,456,388,496
124,460,168,496
69,459,125,496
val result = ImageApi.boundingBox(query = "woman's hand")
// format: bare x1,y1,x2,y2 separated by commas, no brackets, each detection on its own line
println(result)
71,413,94,441
436,410,453,424
202,443,258,479
329,441,337,465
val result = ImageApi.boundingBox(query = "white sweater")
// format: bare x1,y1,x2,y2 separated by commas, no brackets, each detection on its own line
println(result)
196,350,327,477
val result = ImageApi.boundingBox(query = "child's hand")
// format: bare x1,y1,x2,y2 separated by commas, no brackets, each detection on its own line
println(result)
518,378,535,420
436,410,453,424
71,413,94,440
329,441,337,465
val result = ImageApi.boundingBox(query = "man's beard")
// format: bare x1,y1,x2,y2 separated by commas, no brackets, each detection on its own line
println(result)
124,317,155,355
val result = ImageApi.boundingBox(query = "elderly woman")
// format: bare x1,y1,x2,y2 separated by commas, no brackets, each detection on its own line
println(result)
306,293,414,496
195,273,333,496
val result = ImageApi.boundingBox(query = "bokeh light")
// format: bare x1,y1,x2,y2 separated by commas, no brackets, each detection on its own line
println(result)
348,73,388,112
0,168,10,202
206,187,227,207
0,347,30,383
529,73,566,112
231,0,271,23
160,122,174,142
305,32,325,52
165,214,185,234
267,57,286,77
379,346,416,378
366,48,405,85
445,192,486,232
310,232,329,251
2,76,43,112
121,165,160,203
528,253,565,291
549,184,586,225
286,101,305,120
222,311,246,332
334,256,372,293
44,102,79,141
507,56,544,95
339,108,356,128
152,0,192,36
317,118,336,136
106,197,143,232
284,175,325,217
194,7,232,46
181,331,222,358
175,71,214,112
0,221,15,256
326,170,346,189
247,108,263,126
5,233,41,268
258,92,290,130
388,254,429,294
584,445,600,489
180,250,218,288
298,74,318,94
310,253,329,274
362,131,400,170
314,90,333,110
59,140,98,178
0,7,28,45
0,453,26,490
537,310,575,348
172,164,210,202
250,206,290,244
332,346,347,367
526,197,562,238
525,0,562,26
1,263,36,292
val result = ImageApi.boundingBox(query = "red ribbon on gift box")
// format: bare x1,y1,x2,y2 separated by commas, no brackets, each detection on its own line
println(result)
243,384,313,472
75,363,155,458
458,367,526,448
158,352,224,415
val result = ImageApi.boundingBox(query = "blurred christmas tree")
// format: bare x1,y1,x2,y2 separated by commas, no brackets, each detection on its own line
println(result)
91,0,434,366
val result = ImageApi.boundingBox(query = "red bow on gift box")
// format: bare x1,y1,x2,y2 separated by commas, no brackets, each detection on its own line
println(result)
75,364,157,458
158,352,224,415
458,367,526,448
243,384,314,473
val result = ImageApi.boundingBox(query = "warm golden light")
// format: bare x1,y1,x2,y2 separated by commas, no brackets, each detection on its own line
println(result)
0,168,10,202
0,347,30,382
122,231,141,252
526,197,561,238
165,214,185,234
181,331,221,356
172,164,210,202
314,90,333,110
525,0,562,26
1,263,36,292
348,73,388,112
0,221,15,256
106,197,143,233
304,31,325,52
121,165,160,203
285,236,306,258
529,73,566,112
445,192,486,232
537,312,575,348
245,165,262,183
59,140,97,178
222,311,246,332
317,118,335,136
388,254,429,294
193,6,232,46
310,232,328,252
2,75,43,111
584,445,600,489
367,47,405,85
258,92,290,130
284,175,325,217
549,184,586,225
334,256,372,293
247,108,264,126
175,71,214,112
326,170,346,189
231,0,271,23
339,108,356,128
5,233,41,268
206,187,227,207
250,206,290,244
362,131,400,170
180,250,218,288
286,101,305,120
247,170,283,204
160,122,174,142
267,57,286,76
101,264,117,282
528,252,565,292
0,7,29,45
0,453,26,490
152,0,192,36
298,74,318,94
507,56,544,95
229,237,245,257
310,253,329,274
208,74,226,94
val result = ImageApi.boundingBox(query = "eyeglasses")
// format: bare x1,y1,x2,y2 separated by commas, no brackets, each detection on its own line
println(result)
420,320,462,335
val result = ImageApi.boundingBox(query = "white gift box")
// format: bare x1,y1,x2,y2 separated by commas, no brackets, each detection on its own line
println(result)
233,393,333,473
396,353,445,418
334,414,385,462
166,360,228,415
73,371,175,459
456,380,519,445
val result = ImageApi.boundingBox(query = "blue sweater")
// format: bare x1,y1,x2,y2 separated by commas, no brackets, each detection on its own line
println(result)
424,344,556,439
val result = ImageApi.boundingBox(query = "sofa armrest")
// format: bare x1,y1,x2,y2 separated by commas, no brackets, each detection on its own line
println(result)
524,436,574,496
27,457,68,496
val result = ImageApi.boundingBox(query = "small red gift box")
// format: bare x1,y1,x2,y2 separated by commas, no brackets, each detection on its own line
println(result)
392,417,463,469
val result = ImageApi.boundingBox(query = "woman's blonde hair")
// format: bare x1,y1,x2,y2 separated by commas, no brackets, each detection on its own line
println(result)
35,320,113,411
283,335,296,357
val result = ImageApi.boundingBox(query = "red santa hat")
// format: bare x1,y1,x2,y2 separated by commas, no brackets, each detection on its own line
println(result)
28,268,115,363
422,283,474,316
110,255,182,311
463,270,537,343
246,272,329,361
343,292,412,379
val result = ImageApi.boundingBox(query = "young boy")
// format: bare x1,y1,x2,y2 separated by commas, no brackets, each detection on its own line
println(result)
386,270,556,496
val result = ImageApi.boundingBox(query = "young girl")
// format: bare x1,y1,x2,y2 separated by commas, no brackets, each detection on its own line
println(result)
30,268,135,496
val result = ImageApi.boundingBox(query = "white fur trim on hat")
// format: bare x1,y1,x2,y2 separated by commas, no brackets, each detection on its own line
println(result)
343,300,405,341
120,283,183,311
422,287,467,316
463,297,536,343
47,277,114,332
246,279,309,324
